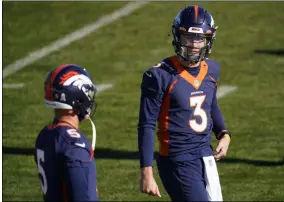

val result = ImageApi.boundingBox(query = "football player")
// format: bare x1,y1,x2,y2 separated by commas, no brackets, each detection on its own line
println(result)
34,64,99,201
138,5,231,201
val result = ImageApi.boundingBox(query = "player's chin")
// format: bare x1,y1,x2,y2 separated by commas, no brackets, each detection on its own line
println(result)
181,50,201,59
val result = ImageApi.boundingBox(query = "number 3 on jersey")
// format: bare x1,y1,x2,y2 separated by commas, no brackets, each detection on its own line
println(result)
37,149,48,195
189,95,207,132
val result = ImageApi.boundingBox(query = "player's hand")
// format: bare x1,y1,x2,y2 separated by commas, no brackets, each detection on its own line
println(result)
140,167,161,197
214,134,231,161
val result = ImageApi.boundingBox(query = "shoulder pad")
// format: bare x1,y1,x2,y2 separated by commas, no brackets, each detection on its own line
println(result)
58,128,93,164
56,126,92,149
150,59,177,75
205,59,220,82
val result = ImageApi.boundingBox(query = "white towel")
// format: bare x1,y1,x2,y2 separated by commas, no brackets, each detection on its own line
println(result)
202,156,223,201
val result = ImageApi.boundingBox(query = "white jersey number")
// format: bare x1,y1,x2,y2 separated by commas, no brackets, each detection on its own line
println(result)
189,95,207,132
36,149,48,195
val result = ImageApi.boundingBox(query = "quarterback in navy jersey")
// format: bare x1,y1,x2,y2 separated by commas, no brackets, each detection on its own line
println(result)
138,5,231,201
35,64,98,201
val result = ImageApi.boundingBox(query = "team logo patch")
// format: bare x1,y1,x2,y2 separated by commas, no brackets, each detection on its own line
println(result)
194,79,199,87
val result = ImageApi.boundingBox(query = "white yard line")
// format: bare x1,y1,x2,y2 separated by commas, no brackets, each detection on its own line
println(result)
96,84,114,94
3,83,25,89
3,1,149,79
217,85,238,99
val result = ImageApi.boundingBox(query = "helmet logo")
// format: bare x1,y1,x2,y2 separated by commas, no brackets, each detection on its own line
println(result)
59,71,80,84
82,85,95,101
63,74,92,87
62,74,95,101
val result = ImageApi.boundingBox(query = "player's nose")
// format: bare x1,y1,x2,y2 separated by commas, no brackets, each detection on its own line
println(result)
191,40,205,48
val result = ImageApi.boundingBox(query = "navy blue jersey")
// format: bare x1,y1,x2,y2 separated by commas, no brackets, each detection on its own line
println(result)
34,120,98,201
138,56,227,167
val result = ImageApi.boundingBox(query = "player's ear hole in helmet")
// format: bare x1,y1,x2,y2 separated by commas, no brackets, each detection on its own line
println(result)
172,5,218,63
44,64,97,121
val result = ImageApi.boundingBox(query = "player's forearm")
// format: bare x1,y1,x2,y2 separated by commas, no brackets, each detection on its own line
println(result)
211,102,227,138
211,87,228,138
138,127,155,168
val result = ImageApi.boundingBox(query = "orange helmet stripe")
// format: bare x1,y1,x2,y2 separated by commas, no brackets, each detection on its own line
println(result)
45,64,70,100
194,5,199,22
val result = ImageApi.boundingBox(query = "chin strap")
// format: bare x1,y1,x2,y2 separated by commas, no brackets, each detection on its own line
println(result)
88,118,97,151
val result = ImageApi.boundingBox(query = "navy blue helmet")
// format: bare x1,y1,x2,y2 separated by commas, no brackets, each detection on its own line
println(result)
172,5,217,63
44,64,97,121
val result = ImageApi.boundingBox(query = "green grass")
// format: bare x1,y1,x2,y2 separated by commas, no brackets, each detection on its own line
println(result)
3,1,126,67
3,1,284,201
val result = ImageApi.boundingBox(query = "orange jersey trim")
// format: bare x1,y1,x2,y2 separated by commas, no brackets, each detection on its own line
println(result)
62,180,69,202
169,56,208,90
157,79,179,156
45,64,70,101
47,122,75,130
194,5,199,22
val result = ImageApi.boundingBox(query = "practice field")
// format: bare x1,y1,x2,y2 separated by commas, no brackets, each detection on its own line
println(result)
3,1,284,201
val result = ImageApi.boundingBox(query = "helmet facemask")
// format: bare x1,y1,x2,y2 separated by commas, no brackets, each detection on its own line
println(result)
172,27,215,63
84,83,97,119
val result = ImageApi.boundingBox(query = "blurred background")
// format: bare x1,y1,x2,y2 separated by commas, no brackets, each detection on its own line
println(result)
3,1,284,201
